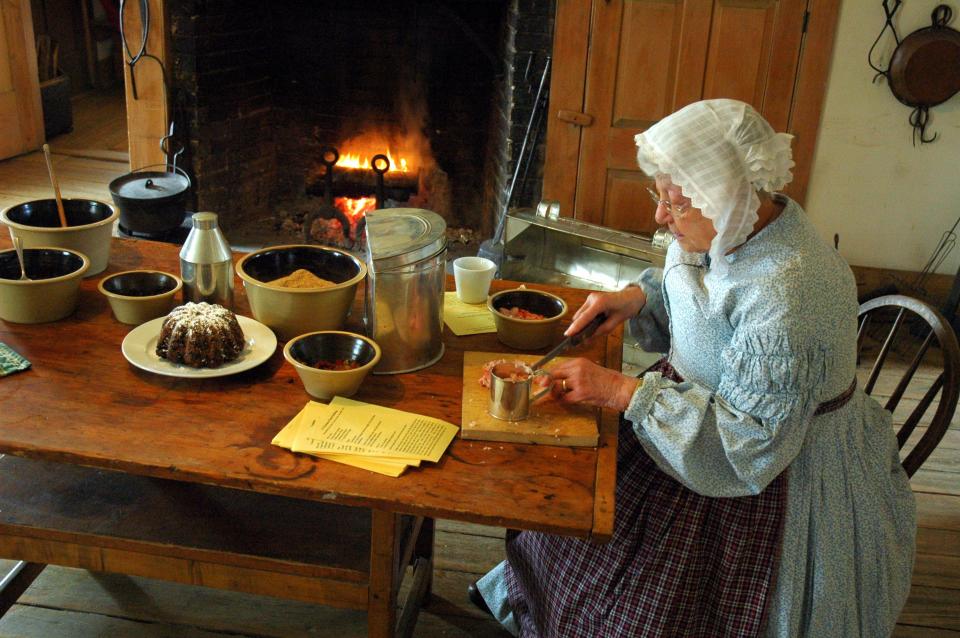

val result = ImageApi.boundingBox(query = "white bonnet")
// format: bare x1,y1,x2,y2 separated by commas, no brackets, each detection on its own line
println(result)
634,99,794,274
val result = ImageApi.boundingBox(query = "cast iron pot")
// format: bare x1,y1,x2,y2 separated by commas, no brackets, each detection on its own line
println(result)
109,164,191,235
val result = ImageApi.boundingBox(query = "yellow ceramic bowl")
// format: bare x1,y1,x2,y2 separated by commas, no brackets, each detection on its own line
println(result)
283,331,382,400
488,288,568,350
98,270,182,325
1,199,118,276
0,247,90,323
236,244,367,341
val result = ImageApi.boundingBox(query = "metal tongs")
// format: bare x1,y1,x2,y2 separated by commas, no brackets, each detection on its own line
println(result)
530,313,607,371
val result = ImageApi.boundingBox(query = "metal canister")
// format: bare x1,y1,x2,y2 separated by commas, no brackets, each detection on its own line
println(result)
179,212,234,308
364,208,446,374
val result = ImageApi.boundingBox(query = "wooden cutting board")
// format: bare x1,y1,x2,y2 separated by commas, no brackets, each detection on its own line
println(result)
460,351,599,447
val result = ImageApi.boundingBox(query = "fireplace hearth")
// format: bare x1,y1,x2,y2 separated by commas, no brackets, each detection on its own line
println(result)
167,0,555,251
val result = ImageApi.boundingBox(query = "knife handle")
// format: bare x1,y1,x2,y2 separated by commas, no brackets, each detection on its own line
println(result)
569,312,607,346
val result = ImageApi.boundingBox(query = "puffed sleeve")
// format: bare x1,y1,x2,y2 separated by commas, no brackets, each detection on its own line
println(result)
623,329,829,497
627,267,670,354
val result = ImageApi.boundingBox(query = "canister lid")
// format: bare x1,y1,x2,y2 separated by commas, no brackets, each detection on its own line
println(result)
365,208,447,271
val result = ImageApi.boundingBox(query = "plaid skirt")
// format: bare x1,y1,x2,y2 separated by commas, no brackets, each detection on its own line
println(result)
504,360,788,637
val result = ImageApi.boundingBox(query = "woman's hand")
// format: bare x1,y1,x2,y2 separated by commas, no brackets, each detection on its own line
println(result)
564,286,647,338
546,358,641,412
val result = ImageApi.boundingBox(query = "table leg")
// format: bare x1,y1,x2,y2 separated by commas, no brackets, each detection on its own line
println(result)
369,509,399,638
0,562,45,618
414,517,434,598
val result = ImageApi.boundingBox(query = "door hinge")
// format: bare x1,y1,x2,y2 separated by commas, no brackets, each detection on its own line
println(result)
557,110,594,127
802,10,810,33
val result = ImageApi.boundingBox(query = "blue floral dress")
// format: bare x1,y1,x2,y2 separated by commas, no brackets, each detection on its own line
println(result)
479,197,915,637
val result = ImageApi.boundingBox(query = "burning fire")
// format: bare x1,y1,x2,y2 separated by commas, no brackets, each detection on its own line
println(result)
335,196,378,222
338,151,411,173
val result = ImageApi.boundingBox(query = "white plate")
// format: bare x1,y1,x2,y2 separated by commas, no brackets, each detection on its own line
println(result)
121,315,277,378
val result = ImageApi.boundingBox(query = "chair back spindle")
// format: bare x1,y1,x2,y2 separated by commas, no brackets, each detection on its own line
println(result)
857,294,960,477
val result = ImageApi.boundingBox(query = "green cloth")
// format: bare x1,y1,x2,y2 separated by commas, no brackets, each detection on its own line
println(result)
0,342,30,376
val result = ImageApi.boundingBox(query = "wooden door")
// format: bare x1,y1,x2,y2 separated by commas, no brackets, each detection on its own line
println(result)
121,0,169,170
543,0,836,235
0,0,43,160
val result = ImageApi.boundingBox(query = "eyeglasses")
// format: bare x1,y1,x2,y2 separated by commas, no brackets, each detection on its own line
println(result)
646,187,692,220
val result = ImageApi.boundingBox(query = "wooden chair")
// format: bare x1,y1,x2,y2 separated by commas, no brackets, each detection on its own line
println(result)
857,294,960,477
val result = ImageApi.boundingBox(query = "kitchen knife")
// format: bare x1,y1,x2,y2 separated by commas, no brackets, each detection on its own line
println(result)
530,312,607,371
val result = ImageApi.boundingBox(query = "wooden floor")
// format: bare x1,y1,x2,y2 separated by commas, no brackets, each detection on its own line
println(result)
0,95,957,637
48,87,129,160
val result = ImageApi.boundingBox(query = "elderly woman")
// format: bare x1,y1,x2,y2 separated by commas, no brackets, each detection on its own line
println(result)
472,99,915,637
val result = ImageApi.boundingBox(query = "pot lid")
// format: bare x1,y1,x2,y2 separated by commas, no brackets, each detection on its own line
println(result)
111,170,190,200
365,208,446,271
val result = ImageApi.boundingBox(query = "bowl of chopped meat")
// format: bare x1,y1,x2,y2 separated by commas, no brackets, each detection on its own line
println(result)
487,288,568,350
283,330,382,400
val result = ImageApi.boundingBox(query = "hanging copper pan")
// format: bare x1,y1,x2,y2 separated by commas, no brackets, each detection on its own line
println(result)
888,5,960,108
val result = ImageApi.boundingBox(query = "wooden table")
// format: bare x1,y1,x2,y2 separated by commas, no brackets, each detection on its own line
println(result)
0,238,620,637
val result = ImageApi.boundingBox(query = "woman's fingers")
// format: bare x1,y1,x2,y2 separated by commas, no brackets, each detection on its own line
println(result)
548,359,639,411
565,293,609,336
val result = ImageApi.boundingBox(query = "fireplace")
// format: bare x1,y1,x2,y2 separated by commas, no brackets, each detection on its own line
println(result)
167,0,555,250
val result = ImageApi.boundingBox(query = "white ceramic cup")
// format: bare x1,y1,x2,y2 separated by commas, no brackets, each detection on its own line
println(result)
453,256,497,304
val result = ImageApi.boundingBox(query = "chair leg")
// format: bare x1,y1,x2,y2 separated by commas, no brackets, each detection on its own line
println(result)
0,562,45,618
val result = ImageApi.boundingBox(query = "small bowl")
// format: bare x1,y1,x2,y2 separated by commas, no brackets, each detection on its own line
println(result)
236,244,367,341
488,288,568,350
0,247,90,323
283,331,382,400
98,270,182,325
1,199,118,276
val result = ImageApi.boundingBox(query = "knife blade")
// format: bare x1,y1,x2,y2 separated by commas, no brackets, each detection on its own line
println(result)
530,312,607,371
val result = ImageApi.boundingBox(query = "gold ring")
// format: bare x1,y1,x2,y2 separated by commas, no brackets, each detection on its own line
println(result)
561,379,568,392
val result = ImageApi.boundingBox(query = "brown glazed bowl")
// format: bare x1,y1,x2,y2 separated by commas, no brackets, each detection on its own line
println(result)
487,288,568,350
283,331,382,400
98,270,182,325
0,247,90,323
236,245,367,341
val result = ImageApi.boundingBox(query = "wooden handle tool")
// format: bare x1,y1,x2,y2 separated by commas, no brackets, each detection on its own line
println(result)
42,144,68,227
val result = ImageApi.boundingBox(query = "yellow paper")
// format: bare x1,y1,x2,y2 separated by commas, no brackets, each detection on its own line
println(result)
443,292,496,335
272,404,413,477
292,397,459,462
313,452,409,477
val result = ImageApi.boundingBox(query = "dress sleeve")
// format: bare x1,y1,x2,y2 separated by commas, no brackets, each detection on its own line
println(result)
623,328,829,497
627,267,670,354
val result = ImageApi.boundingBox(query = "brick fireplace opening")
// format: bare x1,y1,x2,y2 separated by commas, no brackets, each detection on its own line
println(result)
166,0,554,250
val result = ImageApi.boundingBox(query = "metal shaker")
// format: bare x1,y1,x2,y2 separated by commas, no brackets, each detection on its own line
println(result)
179,212,234,308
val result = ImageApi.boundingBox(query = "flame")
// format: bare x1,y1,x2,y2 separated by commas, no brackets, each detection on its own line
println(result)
338,151,411,173
335,196,377,222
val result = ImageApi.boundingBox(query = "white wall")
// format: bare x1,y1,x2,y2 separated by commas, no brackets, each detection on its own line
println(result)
805,0,960,275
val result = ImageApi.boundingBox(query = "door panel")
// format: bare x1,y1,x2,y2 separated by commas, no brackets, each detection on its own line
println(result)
604,169,660,236
577,0,712,228
612,1,687,128
702,1,778,106
0,0,44,160
572,0,809,233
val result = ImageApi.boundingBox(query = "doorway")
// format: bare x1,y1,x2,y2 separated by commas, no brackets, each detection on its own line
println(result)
31,0,128,162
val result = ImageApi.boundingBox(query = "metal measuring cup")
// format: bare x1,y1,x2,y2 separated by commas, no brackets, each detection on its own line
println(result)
488,361,552,421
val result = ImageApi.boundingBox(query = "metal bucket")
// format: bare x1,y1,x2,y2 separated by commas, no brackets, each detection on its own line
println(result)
364,208,447,374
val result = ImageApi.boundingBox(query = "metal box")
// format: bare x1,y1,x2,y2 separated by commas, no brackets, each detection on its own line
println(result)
500,207,670,373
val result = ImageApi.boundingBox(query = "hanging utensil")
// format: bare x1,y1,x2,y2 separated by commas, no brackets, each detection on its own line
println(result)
914,214,960,292
530,312,606,371
371,154,390,210
160,121,184,173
